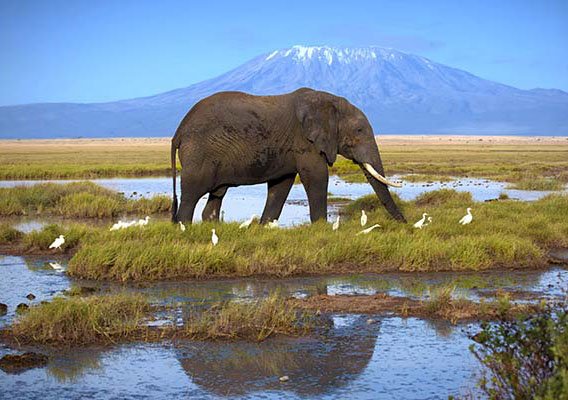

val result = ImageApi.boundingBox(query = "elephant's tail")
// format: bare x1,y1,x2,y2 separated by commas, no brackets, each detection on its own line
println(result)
171,139,178,222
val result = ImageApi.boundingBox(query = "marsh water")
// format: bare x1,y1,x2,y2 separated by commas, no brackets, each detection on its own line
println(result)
1,253,567,399
1,176,567,398
0,175,564,229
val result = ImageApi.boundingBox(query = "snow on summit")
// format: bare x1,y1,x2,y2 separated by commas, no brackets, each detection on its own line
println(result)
265,45,409,65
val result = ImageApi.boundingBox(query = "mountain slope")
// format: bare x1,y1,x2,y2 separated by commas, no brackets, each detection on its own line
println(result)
1,45,567,138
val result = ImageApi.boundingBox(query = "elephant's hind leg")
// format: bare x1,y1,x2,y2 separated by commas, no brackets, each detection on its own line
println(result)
260,173,296,224
202,187,228,221
176,175,209,223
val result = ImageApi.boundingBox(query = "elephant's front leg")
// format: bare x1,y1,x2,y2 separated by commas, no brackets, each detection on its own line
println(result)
202,187,228,221
260,173,296,224
297,158,329,223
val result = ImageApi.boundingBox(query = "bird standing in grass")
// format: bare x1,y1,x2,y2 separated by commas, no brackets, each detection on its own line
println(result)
239,214,259,229
413,213,428,229
360,210,367,226
179,221,186,232
211,229,219,246
110,220,126,231
137,216,150,227
459,208,473,225
49,235,65,250
332,216,340,231
267,219,279,229
357,224,381,235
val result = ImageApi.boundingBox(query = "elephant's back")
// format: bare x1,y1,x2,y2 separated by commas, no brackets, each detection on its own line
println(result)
179,91,295,145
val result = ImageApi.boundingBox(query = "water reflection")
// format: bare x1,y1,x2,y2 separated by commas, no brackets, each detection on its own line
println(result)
178,314,379,397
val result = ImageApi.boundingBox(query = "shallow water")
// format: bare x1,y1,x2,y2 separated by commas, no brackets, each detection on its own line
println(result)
0,175,564,228
2,255,567,398
0,317,478,399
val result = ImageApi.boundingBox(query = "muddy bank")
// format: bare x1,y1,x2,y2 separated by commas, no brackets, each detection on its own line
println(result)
289,293,540,323
0,352,49,374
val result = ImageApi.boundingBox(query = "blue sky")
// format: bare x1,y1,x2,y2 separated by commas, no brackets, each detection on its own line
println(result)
1,0,567,106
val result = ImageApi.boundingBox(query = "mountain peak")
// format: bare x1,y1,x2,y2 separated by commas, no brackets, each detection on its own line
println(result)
264,45,412,66
1,45,567,137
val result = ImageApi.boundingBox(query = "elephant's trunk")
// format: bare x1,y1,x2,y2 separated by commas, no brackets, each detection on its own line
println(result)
359,162,406,222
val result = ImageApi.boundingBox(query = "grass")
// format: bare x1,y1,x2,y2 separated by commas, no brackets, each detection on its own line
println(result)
2,188,567,278
1,137,567,186
0,181,170,218
420,285,526,324
0,223,22,244
2,292,318,345
184,292,318,341
7,293,150,345
61,190,568,281
508,176,565,191
0,138,174,180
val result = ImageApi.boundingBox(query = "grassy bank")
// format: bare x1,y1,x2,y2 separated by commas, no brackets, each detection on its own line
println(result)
0,182,170,218
1,137,567,186
289,290,539,324
2,293,318,345
7,294,150,345
2,189,566,279
184,293,318,341
0,189,555,280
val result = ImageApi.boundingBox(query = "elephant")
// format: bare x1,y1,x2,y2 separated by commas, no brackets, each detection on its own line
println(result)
170,88,406,224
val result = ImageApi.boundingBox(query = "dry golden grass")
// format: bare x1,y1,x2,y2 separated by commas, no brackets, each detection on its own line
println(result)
1,136,567,183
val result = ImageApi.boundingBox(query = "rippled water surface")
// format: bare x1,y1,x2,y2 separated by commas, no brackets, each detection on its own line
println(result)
1,255,567,399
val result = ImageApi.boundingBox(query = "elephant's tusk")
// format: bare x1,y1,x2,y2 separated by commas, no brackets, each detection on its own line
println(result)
363,163,402,188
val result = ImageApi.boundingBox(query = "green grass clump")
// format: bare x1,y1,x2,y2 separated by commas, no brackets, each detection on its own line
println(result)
184,292,317,341
414,189,473,207
21,224,96,252
0,223,22,244
9,294,150,345
64,191,568,281
0,182,170,218
509,176,565,191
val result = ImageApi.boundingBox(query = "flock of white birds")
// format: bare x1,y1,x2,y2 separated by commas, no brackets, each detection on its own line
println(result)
47,208,473,250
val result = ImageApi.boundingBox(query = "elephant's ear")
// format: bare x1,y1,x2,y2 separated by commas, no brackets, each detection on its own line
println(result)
296,92,339,166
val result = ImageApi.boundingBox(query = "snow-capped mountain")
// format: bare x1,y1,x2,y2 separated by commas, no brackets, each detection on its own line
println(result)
1,45,567,138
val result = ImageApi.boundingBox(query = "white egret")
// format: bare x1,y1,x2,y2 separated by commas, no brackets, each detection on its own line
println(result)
267,219,279,229
49,262,65,272
110,220,126,231
357,224,381,235
332,215,340,231
179,221,186,232
360,210,367,227
459,208,473,225
49,235,65,250
413,213,428,229
137,216,150,227
239,214,259,229
211,229,219,246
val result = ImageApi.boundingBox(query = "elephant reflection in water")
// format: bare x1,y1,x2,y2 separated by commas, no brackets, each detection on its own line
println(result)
177,314,380,397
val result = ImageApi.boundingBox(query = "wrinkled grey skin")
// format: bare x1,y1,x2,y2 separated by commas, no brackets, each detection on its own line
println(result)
171,88,405,224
